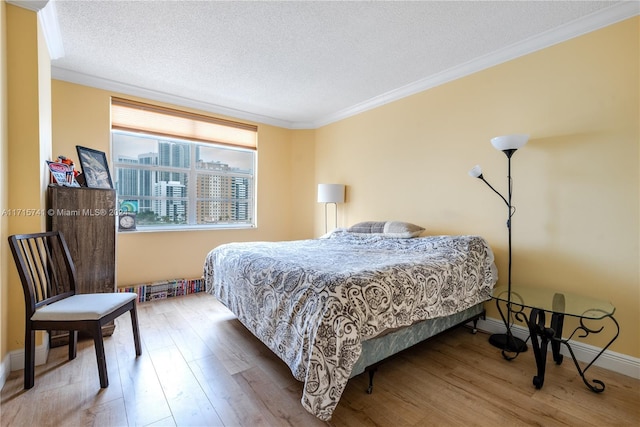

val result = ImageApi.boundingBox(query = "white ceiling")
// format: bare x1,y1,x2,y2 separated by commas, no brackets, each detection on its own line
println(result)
34,1,640,128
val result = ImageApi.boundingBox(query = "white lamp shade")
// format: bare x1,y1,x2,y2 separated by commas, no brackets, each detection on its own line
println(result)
317,184,345,203
490,134,529,151
468,165,482,178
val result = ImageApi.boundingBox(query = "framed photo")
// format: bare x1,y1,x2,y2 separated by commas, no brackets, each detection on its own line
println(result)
76,146,113,189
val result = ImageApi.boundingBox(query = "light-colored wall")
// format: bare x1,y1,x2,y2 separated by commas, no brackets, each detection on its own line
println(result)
3,4,52,355
0,0,8,367
315,17,639,358
291,129,316,239
51,80,316,288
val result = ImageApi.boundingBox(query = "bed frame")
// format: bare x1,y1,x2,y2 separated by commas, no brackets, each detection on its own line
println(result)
351,303,485,393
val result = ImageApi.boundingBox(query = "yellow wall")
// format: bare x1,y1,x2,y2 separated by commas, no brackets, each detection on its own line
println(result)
51,80,316,287
315,18,639,357
3,4,52,353
0,0,8,364
291,129,316,238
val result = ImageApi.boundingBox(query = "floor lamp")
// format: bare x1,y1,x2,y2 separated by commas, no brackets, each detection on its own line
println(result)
469,134,529,354
318,183,345,233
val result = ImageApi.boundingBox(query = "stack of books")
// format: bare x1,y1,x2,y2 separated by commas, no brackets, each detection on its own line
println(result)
118,278,204,302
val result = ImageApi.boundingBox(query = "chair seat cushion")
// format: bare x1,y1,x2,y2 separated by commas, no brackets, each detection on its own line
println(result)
31,293,138,321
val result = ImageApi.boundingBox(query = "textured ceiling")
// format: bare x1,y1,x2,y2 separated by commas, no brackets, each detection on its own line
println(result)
47,0,636,128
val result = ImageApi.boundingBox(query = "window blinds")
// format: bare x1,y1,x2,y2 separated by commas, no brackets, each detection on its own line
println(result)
111,97,257,150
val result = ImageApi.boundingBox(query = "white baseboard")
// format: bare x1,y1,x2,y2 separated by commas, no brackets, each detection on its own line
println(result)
476,317,640,380
0,352,10,390
7,332,50,374
0,338,49,391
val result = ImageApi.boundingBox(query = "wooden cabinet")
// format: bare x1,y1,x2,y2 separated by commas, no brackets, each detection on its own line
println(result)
47,185,117,346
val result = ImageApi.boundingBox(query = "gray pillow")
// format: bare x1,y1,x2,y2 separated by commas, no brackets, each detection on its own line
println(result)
347,221,424,238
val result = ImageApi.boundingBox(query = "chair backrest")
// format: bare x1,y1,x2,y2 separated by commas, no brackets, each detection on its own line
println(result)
8,231,78,318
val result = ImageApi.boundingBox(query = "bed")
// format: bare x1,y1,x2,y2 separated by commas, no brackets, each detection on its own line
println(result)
203,227,497,420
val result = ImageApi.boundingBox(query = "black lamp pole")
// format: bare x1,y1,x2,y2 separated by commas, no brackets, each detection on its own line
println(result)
487,149,527,353
471,147,527,354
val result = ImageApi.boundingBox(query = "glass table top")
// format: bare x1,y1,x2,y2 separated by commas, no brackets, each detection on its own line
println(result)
492,285,615,320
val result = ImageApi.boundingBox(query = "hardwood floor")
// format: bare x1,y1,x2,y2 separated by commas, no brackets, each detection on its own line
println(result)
1,292,638,426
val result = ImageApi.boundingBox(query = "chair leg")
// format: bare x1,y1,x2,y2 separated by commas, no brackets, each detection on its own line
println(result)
130,305,142,356
91,324,109,388
68,330,78,360
24,326,35,390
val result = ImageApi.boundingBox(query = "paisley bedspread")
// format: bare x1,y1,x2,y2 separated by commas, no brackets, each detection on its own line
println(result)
203,230,497,420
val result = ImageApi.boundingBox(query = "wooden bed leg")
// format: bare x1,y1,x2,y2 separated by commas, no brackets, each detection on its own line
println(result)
366,367,377,394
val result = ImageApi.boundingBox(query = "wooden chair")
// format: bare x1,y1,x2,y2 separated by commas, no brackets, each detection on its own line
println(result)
8,231,142,389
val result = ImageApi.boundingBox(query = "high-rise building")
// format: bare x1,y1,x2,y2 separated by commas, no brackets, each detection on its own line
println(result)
159,141,189,183
231,176,250,221
154,181,186,222
138,152,158,213
196,160,233,223
116,156,139,197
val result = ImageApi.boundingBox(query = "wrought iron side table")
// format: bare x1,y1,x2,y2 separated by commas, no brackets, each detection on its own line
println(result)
492,285,619,392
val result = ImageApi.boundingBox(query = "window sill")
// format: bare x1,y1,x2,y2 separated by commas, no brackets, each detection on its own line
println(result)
118,224,256,233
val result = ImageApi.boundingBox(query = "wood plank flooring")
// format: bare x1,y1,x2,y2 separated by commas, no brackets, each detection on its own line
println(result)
1,292,638,426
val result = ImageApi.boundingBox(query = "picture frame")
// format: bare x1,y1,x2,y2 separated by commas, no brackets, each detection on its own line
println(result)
76,145,113,189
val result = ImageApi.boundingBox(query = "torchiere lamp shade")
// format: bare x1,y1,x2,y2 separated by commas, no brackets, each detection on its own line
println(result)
491,134,529,151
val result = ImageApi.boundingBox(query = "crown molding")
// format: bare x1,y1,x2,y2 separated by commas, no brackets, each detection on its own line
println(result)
49,1,639,130
311,1,640,128
51,67,296,129
39,0,64,59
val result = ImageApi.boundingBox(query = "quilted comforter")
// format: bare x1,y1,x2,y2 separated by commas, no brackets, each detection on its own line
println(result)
203,230,497,420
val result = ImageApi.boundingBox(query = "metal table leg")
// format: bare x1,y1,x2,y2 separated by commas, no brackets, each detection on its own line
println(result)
527,308,557,389
559,311,620,393
527,307,619,393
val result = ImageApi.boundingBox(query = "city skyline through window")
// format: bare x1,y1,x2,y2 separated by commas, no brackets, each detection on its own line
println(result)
112,130,256,229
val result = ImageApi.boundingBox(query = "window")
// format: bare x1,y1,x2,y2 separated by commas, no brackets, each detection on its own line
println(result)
111,98,257,230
